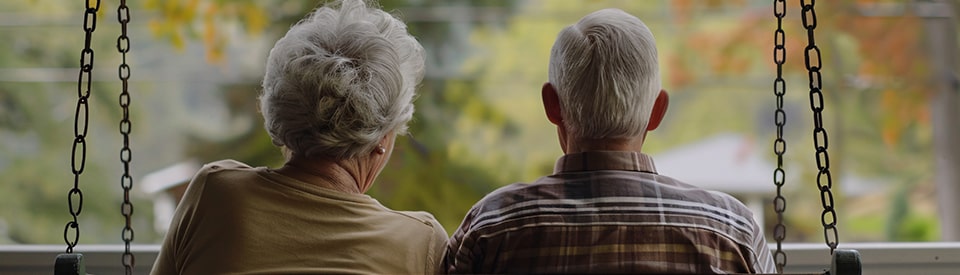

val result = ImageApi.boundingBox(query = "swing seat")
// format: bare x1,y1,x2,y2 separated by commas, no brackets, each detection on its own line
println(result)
830,249,861,275
54,253,85,275
752,249,862,275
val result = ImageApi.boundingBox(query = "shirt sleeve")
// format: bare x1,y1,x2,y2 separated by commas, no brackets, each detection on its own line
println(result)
150,238,177,275
424,217,450,275
149,162,222,275
150,182,198,275
751,221,778,273
440,207,483,274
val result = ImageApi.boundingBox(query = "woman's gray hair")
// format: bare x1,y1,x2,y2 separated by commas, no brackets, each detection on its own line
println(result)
548,8,661,140
259,0,424,159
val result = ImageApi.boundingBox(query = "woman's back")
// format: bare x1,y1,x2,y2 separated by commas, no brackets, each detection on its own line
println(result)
151,160,447,274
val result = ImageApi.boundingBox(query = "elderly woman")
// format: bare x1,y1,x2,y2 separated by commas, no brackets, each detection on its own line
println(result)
150,0,447,274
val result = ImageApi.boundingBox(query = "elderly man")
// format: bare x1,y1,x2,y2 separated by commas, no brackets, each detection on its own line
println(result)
442,8,776,274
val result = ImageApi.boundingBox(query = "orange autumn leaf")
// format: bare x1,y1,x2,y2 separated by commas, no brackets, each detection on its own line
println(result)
879,89,900,146
668,54,694,89
670,0,694,26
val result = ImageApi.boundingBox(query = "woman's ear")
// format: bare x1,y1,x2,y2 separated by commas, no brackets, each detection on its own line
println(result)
542,82,563,126
646,89,669,131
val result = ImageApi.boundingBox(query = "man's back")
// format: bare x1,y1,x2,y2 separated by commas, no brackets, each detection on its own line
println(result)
442,151,775,274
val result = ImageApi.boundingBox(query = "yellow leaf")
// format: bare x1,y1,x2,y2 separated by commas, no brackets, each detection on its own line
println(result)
207,45,224,63
145,0,159,9
171,31,186,50
148,20,162,35
164,0,179,16
244,5,268,35
184,0,200,20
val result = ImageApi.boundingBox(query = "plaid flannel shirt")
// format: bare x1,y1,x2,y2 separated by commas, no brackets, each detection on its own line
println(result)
442,151,776,274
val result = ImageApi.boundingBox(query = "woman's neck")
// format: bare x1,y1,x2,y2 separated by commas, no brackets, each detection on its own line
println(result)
278,157,364,194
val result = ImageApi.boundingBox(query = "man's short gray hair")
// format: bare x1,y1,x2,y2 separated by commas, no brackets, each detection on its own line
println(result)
259,0,424,159
548,8,661,139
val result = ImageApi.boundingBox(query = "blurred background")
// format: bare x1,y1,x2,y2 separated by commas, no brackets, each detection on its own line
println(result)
1,0,957,248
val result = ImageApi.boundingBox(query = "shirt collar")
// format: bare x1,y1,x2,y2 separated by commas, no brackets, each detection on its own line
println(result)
554,151,658,174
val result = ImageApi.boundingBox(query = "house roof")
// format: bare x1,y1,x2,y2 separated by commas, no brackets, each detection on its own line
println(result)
652,133,886,196
140,161,200,194
653,133,775,194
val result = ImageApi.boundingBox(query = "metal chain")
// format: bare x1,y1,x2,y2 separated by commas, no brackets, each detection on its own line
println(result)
799,0,839,254
772,0,788,272
65,0,101,254
117,0,136,273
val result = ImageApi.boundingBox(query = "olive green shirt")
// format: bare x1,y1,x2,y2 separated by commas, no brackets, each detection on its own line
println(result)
151,160,447,275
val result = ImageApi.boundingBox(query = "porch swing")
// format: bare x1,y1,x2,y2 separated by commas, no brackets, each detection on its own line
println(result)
50,0,862,274
54,0,135,274
769,0,861,274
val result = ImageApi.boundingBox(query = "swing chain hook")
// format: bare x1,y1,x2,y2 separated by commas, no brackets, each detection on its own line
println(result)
117,0,136,273
772,0,788,272
800,0,840,254
65,0,101,254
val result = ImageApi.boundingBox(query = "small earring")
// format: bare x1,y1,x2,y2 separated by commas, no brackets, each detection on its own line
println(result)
376,145,386,154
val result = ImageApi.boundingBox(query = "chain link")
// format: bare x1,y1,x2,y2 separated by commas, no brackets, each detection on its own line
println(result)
800,0,839,254
65,0,101,254
116,0,136,273
771,0,788,272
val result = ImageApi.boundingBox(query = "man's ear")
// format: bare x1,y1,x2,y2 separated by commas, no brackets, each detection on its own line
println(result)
646,89,669,131
542,82,563,126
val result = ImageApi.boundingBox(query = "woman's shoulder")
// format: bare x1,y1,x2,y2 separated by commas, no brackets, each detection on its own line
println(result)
381,210,449,251
184,159,261,195
198,159,254,173
383,210,444,231
191,159,259,182
376,208,448,238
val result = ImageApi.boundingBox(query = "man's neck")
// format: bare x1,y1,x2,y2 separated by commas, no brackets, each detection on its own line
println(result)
564,135,646,154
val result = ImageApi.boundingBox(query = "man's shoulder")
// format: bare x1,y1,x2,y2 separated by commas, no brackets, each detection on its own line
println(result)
653,174,754,212
453,179,554,230
467,173,755,225
469,179,555,211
